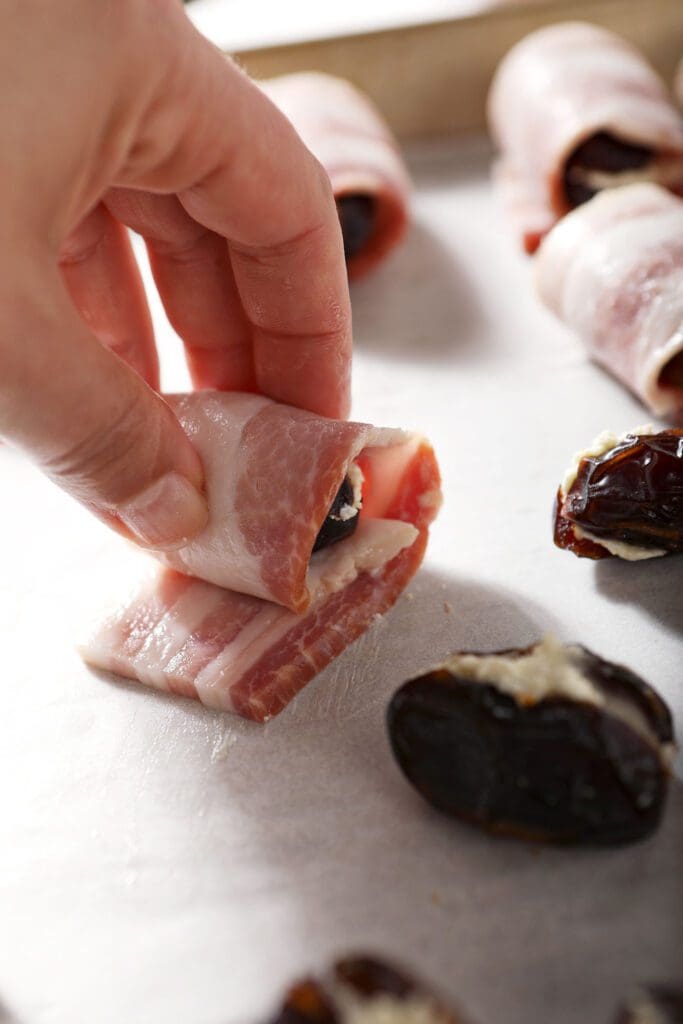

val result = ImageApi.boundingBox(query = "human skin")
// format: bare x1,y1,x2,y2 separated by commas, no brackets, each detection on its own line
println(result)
0,0,352,549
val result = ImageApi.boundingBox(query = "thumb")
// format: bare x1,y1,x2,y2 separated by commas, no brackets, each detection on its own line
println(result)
1,267,208,550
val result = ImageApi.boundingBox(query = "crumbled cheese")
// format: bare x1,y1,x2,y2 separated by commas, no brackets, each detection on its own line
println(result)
347,460,365,508
444,634,601,706
442,636,666,755
331,461,364,523
348,997,442,1024
334,992,443,1024
339,502,359,521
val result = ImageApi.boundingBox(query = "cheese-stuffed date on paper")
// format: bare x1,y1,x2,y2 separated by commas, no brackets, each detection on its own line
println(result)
387,637,675,846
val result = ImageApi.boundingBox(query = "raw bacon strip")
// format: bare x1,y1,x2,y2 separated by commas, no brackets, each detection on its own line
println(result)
488,23,683,254
82,435,441,722
160,391,429,613
262,73,411,279
535,184,683,417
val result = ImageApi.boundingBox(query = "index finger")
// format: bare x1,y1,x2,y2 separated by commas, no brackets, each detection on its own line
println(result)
117,10,352,418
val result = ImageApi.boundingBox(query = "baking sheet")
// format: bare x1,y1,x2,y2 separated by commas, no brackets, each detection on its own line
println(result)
188,0,520,52
185,0,573,51
201,0,683,138
1,137,682,1024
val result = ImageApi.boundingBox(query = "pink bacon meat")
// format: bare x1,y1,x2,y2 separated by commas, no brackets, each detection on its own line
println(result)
262,72,411,279
535,183,683,417
157,392,433,612
488,22,683,254
81,393,441,722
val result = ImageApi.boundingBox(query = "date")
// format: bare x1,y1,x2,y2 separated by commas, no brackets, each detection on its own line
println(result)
313,474,361,553
337,194,377,262
268,979,339,1024
564,131,653,207
266,954,467,1024
554,429,683,560
614,984,683,1023
387,637,675,845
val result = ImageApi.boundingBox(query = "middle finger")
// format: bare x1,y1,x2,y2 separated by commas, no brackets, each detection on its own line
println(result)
105,189,255,392
59,203,159,388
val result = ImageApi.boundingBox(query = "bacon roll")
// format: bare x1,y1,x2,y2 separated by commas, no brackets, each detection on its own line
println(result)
81,392,441,722
535,183,683,417
488,22,683,254
263,73,411,279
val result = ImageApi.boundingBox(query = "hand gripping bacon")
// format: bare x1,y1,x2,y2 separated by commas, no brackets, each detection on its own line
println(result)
262,73,411,279
535,183,683,417
488,22,683,254
81,392,441,722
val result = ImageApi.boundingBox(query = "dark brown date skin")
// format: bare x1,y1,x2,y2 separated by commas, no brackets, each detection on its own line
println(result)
337,195,377,262
266,955,466,1024
614,984,683,1023
269,980,339,1024
313,476,359,553
564,131,653,207
554,430,683,558
659,351,683,389
387,644,673,846
334,956,416,998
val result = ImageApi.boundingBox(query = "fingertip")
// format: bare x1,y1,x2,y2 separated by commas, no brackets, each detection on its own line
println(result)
117,470,208,550
160,397,206,492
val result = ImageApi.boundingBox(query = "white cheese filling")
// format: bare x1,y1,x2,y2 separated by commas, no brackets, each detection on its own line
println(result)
440,635,672,761
572,155,683,194
443,634,600,706
338,461,365,522
333,986,443,1024
572,526,667,562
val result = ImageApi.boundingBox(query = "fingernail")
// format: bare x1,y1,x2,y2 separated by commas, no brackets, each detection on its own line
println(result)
118,472,208,550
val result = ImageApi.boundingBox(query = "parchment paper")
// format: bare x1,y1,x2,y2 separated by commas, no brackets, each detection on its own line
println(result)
0,137,681,1024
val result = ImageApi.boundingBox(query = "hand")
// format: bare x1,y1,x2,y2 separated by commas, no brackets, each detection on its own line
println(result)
0,0,352,549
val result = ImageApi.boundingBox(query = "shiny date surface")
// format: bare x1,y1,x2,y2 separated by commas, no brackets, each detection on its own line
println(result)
555,430,683,559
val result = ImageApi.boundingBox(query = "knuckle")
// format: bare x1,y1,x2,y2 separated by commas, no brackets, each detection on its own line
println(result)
59,207,109,267
43,394,162,506
151,227,218,266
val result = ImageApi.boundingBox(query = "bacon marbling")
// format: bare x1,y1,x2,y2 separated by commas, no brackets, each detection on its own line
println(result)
535,183,683,417
81,395,441,722
160,392,425,613
488,23,683,254
262,73,411,279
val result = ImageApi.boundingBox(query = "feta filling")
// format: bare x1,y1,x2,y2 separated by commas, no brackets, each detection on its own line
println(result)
338,461,365,522
573,155,683,194
333,987,442,1024
441,635,671,760
444,634,600,706
572,526,667,562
